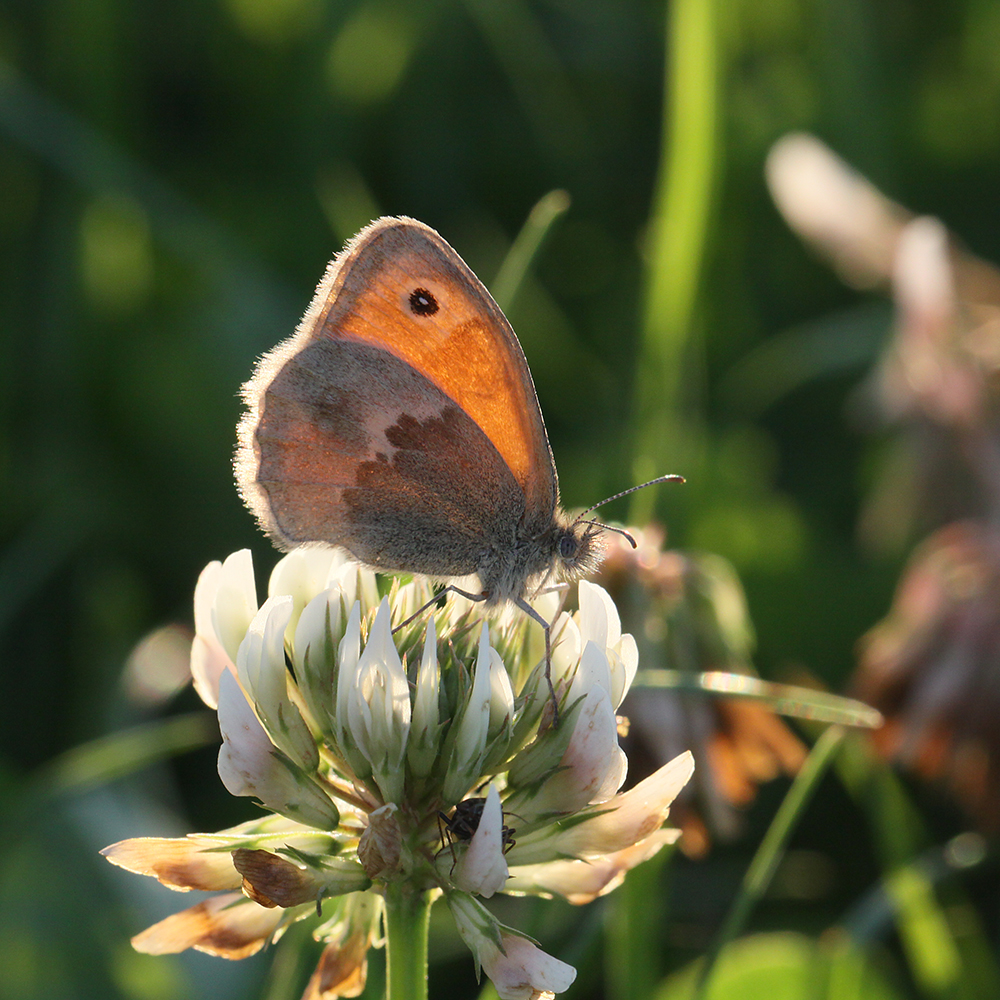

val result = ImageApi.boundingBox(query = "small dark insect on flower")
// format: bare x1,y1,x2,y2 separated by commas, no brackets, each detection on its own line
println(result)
438,798,516,872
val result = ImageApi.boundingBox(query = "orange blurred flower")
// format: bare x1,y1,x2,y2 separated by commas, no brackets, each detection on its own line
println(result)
595,528,805,857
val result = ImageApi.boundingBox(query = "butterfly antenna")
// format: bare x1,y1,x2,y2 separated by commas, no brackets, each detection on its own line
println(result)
578,519,638,548
573,474,685,522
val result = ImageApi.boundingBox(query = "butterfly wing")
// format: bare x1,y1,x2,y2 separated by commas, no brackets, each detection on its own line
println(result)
236,217,559,576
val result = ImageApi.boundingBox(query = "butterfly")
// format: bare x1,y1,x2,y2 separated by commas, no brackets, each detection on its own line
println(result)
235,216,677,710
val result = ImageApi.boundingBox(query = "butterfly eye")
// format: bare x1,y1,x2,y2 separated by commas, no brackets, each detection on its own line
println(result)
408,287,439,316
558,535,578,561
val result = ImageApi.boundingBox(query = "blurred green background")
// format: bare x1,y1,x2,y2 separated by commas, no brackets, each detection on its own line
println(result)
3,0,1000,998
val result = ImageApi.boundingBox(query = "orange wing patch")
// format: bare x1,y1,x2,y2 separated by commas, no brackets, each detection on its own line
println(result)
298,218,557,526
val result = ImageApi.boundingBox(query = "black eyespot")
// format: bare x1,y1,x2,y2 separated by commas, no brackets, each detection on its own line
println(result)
559,535,578,560
409,287,439,316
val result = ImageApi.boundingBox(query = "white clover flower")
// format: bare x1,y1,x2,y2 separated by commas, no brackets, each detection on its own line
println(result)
408,618,442,778
190,549,258,708
442,623,504,803
344,598,411,803
105,549,693,1000
449,892,577,1000
216,668,338,830
452,785,509,898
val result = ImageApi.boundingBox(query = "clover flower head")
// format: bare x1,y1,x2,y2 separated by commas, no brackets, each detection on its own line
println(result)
104,548,693,998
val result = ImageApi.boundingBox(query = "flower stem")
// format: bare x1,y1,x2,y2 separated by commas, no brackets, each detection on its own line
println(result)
383,884,433,1000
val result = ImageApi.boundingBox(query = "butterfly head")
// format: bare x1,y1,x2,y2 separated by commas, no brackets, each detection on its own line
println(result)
550,514,605,584
547,475,685,589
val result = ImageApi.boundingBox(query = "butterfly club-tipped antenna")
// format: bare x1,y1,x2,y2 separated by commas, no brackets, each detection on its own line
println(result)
396,475,685,729
578,519,637,548
571,473,686,538
523,473,686,724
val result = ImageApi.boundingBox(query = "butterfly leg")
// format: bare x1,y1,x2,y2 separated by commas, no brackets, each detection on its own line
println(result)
392,587,561,727
392,585,488,634
514,597,560,726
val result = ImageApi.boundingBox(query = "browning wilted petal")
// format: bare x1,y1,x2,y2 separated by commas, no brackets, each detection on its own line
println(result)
707,700,808,807
357,804,401,880
232,848,322,908
101,837,242,892
302,937,370,1000
131,892,281,959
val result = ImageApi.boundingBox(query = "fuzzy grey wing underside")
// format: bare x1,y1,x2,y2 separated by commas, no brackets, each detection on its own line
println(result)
247,338,527,577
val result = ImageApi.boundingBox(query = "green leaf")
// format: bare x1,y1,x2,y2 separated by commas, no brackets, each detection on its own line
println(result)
657,933,905,1000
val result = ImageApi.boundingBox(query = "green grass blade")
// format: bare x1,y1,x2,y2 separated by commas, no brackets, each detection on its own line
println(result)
491,189,572,313
631,0,720,519
633,669,883,728
36,712,218,799
837,737,1000,997
693,725,846,1000
605,846,675,1000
